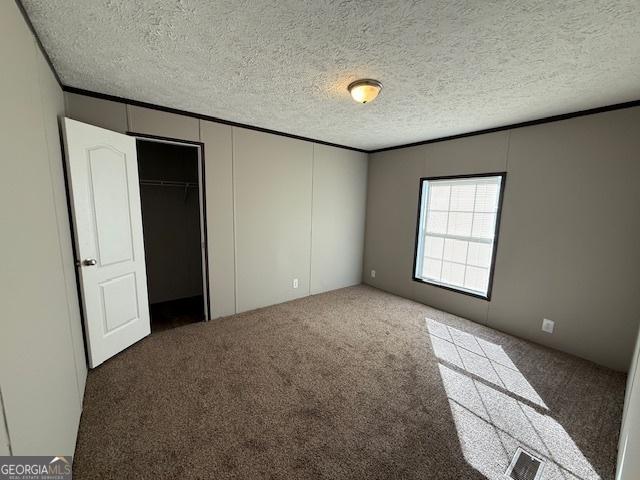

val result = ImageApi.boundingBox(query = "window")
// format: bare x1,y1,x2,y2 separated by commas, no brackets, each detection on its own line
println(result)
413,173,506,299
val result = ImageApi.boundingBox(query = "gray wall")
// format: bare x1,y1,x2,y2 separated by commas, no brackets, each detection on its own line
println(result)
311,144,368,295
65,96,368,318
0,1,86,455
233,128,313,312
364,107,640,371
200,121,236,317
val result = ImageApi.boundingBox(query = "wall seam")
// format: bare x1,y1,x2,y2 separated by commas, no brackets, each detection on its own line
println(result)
360,151,371,284
231,127,238,313
309,144,315,295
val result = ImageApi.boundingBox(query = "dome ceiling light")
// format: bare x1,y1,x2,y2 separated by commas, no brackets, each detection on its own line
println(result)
348,79,383,104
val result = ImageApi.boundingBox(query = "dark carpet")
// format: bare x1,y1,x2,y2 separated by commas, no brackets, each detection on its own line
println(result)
149,295,205,333
73,285,625,479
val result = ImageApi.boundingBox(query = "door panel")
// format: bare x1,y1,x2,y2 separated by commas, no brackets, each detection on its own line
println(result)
88,146,134,266
62,118,150,368
100,273,140,332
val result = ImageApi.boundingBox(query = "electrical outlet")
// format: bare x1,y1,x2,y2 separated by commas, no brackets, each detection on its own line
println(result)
542,318,554,334
293,278,299,289
371,270,376,278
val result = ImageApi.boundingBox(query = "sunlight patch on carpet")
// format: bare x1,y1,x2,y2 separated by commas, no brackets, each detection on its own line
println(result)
426,318,600,480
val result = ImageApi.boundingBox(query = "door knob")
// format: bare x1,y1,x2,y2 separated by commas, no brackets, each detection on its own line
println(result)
82,259,97,266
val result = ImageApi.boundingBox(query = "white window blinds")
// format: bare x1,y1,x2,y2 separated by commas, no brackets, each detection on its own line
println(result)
414,174,504,298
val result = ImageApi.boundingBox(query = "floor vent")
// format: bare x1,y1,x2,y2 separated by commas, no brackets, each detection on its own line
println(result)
506,448,545,480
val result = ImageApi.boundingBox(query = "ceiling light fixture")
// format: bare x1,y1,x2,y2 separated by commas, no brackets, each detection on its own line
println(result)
348,79,382,104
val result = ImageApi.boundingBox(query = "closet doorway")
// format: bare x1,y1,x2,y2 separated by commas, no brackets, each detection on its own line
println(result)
133,134,209,332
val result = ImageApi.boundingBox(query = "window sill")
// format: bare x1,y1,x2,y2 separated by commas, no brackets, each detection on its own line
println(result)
412,276,491,301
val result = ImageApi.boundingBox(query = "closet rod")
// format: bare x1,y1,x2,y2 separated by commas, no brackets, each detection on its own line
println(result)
139,179,198,188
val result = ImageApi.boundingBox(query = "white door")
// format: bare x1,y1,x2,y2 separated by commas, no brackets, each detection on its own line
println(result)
62,118,150,368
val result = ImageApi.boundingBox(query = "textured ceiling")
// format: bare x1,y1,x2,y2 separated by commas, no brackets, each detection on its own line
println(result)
22,0,640,150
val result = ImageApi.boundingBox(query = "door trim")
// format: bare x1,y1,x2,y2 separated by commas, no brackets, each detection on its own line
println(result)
127,131,211,321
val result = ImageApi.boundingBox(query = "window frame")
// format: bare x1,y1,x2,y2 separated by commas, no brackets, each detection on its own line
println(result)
412,172,507,301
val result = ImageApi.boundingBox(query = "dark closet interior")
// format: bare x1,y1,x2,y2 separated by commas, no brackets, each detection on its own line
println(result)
136,139,205,332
